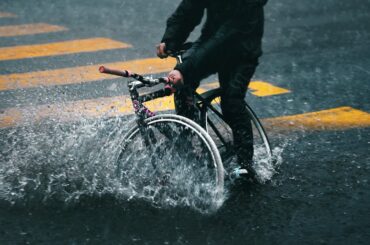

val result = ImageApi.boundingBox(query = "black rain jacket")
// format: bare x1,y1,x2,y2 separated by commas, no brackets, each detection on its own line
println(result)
161,0,268,81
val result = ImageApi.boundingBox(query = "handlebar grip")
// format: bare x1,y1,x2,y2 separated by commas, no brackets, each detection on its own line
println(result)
99,66,130,77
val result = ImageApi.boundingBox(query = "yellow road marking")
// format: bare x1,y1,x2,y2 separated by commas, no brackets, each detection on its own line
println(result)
201,80,290,97
1,90,370,131
263,107,370,131
0,12,16,18
0,37,131,61
0,57,176,91
0,87,205,128
0,96,167,128
249,81,290,97
0,23,67,37
143,87,206,112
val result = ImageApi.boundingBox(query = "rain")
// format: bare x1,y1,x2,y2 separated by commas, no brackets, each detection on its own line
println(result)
0,0,369,243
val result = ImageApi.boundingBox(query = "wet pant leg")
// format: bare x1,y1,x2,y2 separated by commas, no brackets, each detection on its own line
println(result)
218,59,258,166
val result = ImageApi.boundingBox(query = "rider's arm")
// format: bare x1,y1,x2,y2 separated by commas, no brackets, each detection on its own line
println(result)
161,0,206,52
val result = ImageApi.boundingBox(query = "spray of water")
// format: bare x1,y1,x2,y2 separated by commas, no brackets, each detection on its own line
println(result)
0,115,286,213
0,116,225,213
254,144,286,183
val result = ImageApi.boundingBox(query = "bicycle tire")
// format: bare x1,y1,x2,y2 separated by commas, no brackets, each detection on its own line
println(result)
197,88,273,172
115,114,224,211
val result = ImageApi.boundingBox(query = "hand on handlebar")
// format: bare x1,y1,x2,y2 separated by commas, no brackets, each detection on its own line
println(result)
161,70,183,94
167,70,184,87
157,42,193,59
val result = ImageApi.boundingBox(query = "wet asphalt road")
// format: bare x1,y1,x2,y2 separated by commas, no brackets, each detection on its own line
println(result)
0,0,370,244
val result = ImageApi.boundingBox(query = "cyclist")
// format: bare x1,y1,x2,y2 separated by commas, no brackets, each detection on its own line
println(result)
156,0,268,180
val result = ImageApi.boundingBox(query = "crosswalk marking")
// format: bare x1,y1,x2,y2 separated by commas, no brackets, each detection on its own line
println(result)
263,107,370,131
0,87,206,128
1,86,369,131
0,12,16,18
0,57,176,91
0,23,67,37
0,95,168,128
202,81,290,97
249,81,290,97
0,37,131,61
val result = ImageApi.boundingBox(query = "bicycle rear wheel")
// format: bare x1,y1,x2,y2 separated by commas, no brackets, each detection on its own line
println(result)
197,88,273,175
115,114,224,212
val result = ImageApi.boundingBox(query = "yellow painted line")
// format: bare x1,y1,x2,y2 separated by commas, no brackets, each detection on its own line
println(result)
0,96,129,128
0,23,67,37
144,87,206,112
263,107,370,131
0,57,176,91
0,37,131,61
249,81,290,97
0,87,203,128
2,92,370,132
0,12,16,18
202,80,290,97
0,96,168,128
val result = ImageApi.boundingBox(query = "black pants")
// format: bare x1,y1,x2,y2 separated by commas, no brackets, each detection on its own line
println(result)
174,39,258,166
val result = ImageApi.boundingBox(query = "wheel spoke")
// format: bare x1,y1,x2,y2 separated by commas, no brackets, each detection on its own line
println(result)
113,114,224,212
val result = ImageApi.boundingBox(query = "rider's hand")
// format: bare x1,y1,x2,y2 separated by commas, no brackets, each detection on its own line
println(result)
156,43,168,59
167,70,184,87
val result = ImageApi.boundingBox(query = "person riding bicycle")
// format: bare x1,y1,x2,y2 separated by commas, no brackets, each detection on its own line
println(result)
156,0,268,180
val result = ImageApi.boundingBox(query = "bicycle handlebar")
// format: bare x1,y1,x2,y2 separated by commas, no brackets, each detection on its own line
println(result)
99,66,131,77
99,65,169,86
99,66,145,80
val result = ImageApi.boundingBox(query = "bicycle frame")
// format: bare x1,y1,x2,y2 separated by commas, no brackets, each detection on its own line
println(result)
128,80,164,122
99,65,175,125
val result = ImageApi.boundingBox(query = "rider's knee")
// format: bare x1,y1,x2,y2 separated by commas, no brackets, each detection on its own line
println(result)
220,96,247,124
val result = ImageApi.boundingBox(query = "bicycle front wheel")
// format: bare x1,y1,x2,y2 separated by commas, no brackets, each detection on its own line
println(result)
115,114,224,212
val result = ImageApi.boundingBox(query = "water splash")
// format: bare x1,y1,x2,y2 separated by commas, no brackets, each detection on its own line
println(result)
254,144,286,183
0,113,287,213
0,116,224,213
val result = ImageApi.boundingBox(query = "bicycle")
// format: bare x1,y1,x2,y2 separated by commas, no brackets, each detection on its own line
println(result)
98,47,272,210
99,65,224,211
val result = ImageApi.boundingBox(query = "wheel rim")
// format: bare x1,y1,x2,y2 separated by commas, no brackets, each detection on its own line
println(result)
115,114,224,212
